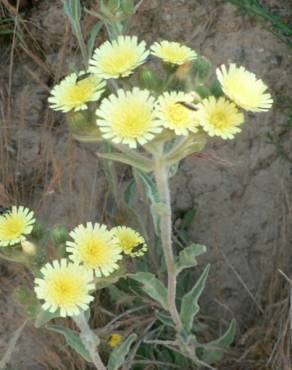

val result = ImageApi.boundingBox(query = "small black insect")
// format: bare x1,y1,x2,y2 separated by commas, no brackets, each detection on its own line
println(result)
76,73,91,83
0,206,10,215
131,243,146,254
176,101,199,111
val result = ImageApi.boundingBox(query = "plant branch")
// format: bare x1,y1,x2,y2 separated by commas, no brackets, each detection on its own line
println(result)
153,147,183,333
72,313,106,370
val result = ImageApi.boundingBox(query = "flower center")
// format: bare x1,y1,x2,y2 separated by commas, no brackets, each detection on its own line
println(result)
210,111,229,128
100,47,138,75
79,236,113,267
64,78,95,105
162,46,187,62
167,104,190,126
112,100,152,138
2,216,25,239
51,274,82,306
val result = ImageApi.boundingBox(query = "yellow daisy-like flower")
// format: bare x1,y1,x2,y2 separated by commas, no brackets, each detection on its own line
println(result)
111,226,147,257
197,97,244,140
151,40,197,65
48,72,105,113
34,259,95,317
216,64,273,112
89,36,149,79
0,206,35,247
156,91,200,135
66,222,122,277
96,88,162,148
108,333,123,348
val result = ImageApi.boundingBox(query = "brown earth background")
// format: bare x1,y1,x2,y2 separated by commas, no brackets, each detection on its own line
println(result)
0,0,292,369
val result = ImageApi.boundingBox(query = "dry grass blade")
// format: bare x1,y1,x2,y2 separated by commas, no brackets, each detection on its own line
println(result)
0,320,27,369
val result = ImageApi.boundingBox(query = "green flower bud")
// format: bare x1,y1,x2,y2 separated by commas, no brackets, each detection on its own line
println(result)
139,67,160,90
120,0,134,15
51,225,68,246
192,56,212,79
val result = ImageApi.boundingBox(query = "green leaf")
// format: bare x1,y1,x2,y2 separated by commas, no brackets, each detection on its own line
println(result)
34,308,60,328
176,244,207,275
134,169,159,203
47,324,91,362
155,310,174,328
180,265,210,332
201,319,236,364
124,179,136,205
97,152,153,172
87,21,103,57
108,333,137,370
128,272,168,310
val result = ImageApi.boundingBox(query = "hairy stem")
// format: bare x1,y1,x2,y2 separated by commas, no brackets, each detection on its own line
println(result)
73,313,106,370
153,148,183,333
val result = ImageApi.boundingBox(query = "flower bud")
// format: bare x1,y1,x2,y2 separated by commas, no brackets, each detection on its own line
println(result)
192,57,212,79
21,240,37,256
108,333,123,347
51,225,68,246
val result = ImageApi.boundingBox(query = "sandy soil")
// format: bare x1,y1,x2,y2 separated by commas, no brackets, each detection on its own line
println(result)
0,0,292,369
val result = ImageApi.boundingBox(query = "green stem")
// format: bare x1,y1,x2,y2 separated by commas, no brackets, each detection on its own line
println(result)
72,313,106,370
153,148,183,333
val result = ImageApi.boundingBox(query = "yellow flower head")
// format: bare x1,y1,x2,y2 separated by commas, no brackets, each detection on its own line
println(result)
216,64,273,112
111,226,147,257
48,72,105,113
108,333,123,348
0,206,35,247
34,259,95,317
96,88,162,148
197,97,244,140
89,36,149,79
151,41,197,65
156,91,200,135
66,222,122,277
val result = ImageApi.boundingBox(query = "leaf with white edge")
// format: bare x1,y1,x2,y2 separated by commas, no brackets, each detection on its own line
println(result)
176,244,207,275
201,319,236,364
47,324,91,362
134,169,159,203
108,333,137,370
155,310,174,328
97,152,153,172
180,264,210,332
34,308,60,328
128,272,168,310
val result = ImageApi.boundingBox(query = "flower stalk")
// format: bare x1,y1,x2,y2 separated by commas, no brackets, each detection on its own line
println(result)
153,145,183,333
72,313,106,370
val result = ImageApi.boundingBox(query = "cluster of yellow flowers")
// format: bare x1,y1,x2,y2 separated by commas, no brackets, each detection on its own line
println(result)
49,37,272,145
0,206,147,317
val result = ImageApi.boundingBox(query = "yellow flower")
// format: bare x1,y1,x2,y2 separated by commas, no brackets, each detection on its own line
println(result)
66,222,122,277
216,64,273,112
156,91,200,135
0,206,35,247
96,88,162,148
34,259,94,317
111,226,147,257
48,72,105,113
108,333,123,347
151,40,197,65
197,97,244,139
89,36,149,79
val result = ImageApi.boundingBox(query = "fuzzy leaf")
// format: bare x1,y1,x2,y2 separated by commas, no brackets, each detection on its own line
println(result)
201,319,236,363
134,169,159,203
108,334,137,370
128,272,168,310
97,152,153,172
155,310,174,328
176,244,207,275
180,265,210,332
47,324,91,362
34,308,59,328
